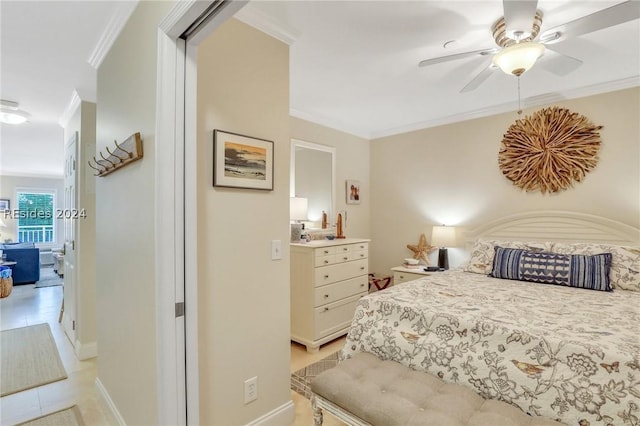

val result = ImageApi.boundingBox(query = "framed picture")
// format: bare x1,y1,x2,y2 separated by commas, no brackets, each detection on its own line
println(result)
346,180,361,204
0,199,9,211
213,130,274,190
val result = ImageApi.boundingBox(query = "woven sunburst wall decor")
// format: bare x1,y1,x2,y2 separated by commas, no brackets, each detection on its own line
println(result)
499,106,603,193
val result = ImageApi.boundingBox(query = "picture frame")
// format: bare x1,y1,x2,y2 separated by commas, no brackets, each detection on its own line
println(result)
213,130,274,191
0,199,9,211
346,180,361,204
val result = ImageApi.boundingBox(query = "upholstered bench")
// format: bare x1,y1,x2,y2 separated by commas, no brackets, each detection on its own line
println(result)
310,352,563,426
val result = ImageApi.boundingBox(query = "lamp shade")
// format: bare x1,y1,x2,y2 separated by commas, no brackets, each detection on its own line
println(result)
290,197,308,221
431,225,456,248
492,42,545,76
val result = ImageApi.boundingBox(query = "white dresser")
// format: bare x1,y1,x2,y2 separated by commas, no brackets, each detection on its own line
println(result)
291,238,370,352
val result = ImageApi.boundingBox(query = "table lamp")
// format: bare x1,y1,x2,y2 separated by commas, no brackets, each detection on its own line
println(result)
290,197,308,242
431,225,456,270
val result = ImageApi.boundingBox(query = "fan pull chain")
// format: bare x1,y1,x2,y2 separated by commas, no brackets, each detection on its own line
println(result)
517,76,522,115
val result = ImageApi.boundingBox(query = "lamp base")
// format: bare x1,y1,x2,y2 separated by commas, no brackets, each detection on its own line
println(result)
290,223,303,243
437,248,449,270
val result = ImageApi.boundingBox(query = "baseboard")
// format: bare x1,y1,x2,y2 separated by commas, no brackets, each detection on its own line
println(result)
95,378,126,426
246,400,295,426
75,340,97,360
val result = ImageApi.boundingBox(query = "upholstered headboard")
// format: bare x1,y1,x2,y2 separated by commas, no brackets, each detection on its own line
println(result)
466,211,640,246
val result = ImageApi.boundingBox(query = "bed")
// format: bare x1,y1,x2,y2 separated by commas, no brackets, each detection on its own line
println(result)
341,212,640,426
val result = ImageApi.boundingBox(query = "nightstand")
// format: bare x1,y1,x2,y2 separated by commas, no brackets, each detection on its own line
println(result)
391,266,430,285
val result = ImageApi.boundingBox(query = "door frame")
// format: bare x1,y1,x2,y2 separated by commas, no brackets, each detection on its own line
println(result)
155,2,246,424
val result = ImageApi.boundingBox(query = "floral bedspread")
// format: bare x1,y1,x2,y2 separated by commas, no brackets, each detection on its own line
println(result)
341,271,640,426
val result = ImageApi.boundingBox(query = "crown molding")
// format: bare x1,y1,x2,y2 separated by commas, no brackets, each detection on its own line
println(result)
58,90,82,128
234,4,299,45
290,108,370,140
87,1,138,69
369,75,640,139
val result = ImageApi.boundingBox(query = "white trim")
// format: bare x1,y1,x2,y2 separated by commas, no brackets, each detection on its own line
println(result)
75,340,97,360
184,38,200,426
291,76,640,140
0,171,64,179
95,378,126,426
245,401,296,426
58,90,81,128
155,26,184,426
87,1,139,69
234,5,299,45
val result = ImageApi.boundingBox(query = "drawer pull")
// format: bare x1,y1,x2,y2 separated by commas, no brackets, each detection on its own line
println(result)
360,283,365,287
343,257,348,261
343,247,348,251
324,307,329,312
324,250,329,254
324,260,329,264
359,254,364,258
324,294,329,298
360,267,365,270
400,275,405,279
324,275,329,279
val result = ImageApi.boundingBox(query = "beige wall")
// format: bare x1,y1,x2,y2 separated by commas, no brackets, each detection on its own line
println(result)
291,117,371,240
370,87,640,274
63,100,97,359
0,175,64,246
196,18,293,425
95,2,172,424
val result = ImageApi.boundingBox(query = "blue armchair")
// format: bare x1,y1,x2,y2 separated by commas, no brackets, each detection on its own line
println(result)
1,243,41,285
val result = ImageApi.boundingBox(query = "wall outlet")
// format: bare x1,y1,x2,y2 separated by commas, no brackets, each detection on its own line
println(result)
244,376,258,404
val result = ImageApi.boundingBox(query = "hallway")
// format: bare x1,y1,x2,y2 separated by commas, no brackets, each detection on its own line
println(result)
0,284,113,425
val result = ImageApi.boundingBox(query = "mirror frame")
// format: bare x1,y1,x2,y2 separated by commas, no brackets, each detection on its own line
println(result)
290,139,336,225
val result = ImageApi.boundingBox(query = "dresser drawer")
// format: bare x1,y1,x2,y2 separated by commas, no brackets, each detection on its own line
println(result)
314,294,362,339
315,255,336,267
315,247,336,257
314,275,368,307
314,259,368,287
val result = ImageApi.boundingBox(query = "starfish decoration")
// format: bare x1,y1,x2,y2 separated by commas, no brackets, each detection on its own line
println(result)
406,233,437,265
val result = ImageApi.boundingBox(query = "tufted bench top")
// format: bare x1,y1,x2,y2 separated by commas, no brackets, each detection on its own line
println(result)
310,352,564,426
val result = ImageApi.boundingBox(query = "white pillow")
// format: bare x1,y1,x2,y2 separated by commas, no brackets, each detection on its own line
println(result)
465,239,551,275
551,243,640,292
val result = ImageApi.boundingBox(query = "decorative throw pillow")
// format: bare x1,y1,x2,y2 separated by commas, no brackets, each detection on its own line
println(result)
490,247,612,291
552,243,640,292
465,239,550,275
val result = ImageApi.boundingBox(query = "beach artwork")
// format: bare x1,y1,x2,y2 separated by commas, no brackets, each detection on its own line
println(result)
224,142,266,180
213,130,274,190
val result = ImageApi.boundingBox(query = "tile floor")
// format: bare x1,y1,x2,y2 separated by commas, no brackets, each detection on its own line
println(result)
0,283,115,425
1,282,346,425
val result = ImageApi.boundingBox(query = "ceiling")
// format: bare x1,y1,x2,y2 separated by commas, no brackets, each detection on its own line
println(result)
1,1,638,178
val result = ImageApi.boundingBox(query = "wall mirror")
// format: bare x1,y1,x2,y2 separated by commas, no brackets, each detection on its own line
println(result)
290,139,336,227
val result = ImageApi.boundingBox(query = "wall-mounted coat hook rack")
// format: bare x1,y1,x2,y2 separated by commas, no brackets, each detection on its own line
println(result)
88,132,143,177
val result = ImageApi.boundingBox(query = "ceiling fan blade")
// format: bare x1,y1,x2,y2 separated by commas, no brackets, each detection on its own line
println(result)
460,63,496,93
539,48,583,76
418,48,497,67
503,0,539,37
540,1,640,44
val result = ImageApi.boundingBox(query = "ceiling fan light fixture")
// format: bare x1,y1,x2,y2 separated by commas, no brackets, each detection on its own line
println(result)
493,42,545,76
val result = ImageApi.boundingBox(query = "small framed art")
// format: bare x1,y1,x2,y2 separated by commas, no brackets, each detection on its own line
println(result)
346,180,361,204
213,129,274,190
0,199,9,211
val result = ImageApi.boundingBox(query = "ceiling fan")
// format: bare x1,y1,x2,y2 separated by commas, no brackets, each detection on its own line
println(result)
418,0,640,93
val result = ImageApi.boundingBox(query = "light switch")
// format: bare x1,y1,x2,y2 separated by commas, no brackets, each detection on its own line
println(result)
271,240,282,260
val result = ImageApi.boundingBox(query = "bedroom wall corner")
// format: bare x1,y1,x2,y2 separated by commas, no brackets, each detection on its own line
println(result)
196,18,293,425
369,87,640,274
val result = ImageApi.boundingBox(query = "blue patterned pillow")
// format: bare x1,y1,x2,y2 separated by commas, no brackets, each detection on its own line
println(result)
490,246,612,291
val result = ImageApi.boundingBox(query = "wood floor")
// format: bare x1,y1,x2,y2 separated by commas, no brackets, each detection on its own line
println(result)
1,282,346,425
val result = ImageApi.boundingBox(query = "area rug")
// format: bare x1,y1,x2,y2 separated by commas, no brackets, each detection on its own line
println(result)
291,351,340,399
15,405,84,426
0,323,67,397
35,267,63,288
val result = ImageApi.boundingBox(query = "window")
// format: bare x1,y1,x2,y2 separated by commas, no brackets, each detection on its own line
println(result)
17,191,55,244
